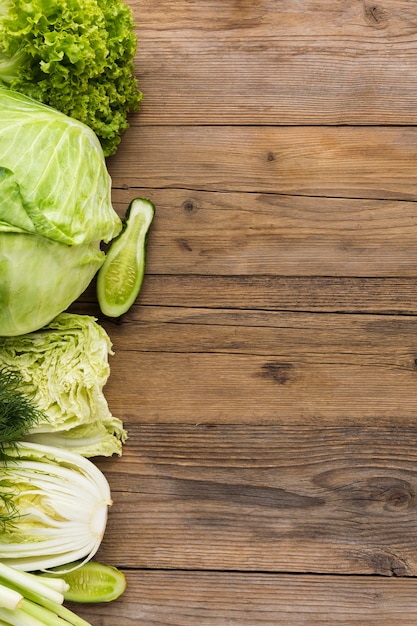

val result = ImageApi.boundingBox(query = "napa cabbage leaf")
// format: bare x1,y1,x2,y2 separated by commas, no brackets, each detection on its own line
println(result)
0,313,127,458
0,441,112,571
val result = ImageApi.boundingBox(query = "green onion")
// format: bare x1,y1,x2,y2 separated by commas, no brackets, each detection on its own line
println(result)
0,583,22,611
0,561,92,625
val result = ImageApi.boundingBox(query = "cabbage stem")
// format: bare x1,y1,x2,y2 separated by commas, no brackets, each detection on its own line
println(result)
0,442,111,571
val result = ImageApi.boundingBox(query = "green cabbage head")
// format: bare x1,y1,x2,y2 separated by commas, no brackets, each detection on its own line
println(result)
0,85,122,336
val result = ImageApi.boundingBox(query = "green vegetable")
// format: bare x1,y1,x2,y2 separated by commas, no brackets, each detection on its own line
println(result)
0,86,122,337
97,198,155,318
0,367,42,530
43,561,126,603
0,367,45,529
0,0,141,156
0,368,43,454
0,561,94,625
0,313,127,458
0,441,112,572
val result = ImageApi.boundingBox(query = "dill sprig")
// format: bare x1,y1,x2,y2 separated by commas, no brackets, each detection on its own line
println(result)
0,479,19,531
0,367,44,449
0,366,45,529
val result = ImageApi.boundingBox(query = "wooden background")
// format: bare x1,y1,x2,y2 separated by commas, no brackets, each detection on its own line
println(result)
72,0,417,623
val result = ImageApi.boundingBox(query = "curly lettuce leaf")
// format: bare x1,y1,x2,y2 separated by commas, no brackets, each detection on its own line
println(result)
0,0,142,156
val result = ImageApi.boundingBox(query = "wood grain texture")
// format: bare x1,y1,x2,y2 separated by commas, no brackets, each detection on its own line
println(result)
92,424,417,576
129,0,417,125
108,126,417,199
76,275,417,316
72,571,417,625
70,0,417,622
109,188,417,277
74,306,417,426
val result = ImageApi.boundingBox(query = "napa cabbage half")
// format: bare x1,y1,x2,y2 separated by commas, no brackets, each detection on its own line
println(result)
0,85,122,337
0,313,127,457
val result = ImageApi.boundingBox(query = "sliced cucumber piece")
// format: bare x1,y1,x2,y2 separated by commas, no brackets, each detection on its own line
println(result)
42,561,126,603
97,198,155,317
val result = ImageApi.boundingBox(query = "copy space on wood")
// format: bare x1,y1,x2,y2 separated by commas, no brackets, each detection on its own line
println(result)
94,424,417,577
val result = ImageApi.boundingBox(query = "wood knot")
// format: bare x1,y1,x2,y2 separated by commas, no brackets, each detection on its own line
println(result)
365,550,410,577
368,477,416,512
183,199,195,214
258,361,294,385
364,3,388,27
384,484,416,512
176,237,193,252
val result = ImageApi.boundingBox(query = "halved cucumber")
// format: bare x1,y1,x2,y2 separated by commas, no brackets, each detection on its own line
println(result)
42,561,126,603
97,198,155,317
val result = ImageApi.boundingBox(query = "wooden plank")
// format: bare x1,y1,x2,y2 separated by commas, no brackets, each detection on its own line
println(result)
102,305,417,356
105,350,416,425
130,0,417,125
80,1,417,622
108,126,417,199
75,275,417,316
110,188,417,277
84,306,417,425
136,276,417,315
133,0,417,38
72,571,417,625
94,424,417,575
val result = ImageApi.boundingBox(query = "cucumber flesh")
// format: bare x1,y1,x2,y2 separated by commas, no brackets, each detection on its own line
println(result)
41,560,126,603
97,198,155,317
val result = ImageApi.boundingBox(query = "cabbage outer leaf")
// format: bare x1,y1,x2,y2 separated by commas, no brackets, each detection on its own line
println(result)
0,233,104,337
0,86,121,246
0,87,122,336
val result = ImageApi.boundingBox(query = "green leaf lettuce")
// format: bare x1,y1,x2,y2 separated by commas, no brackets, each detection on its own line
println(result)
0,0,142,156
